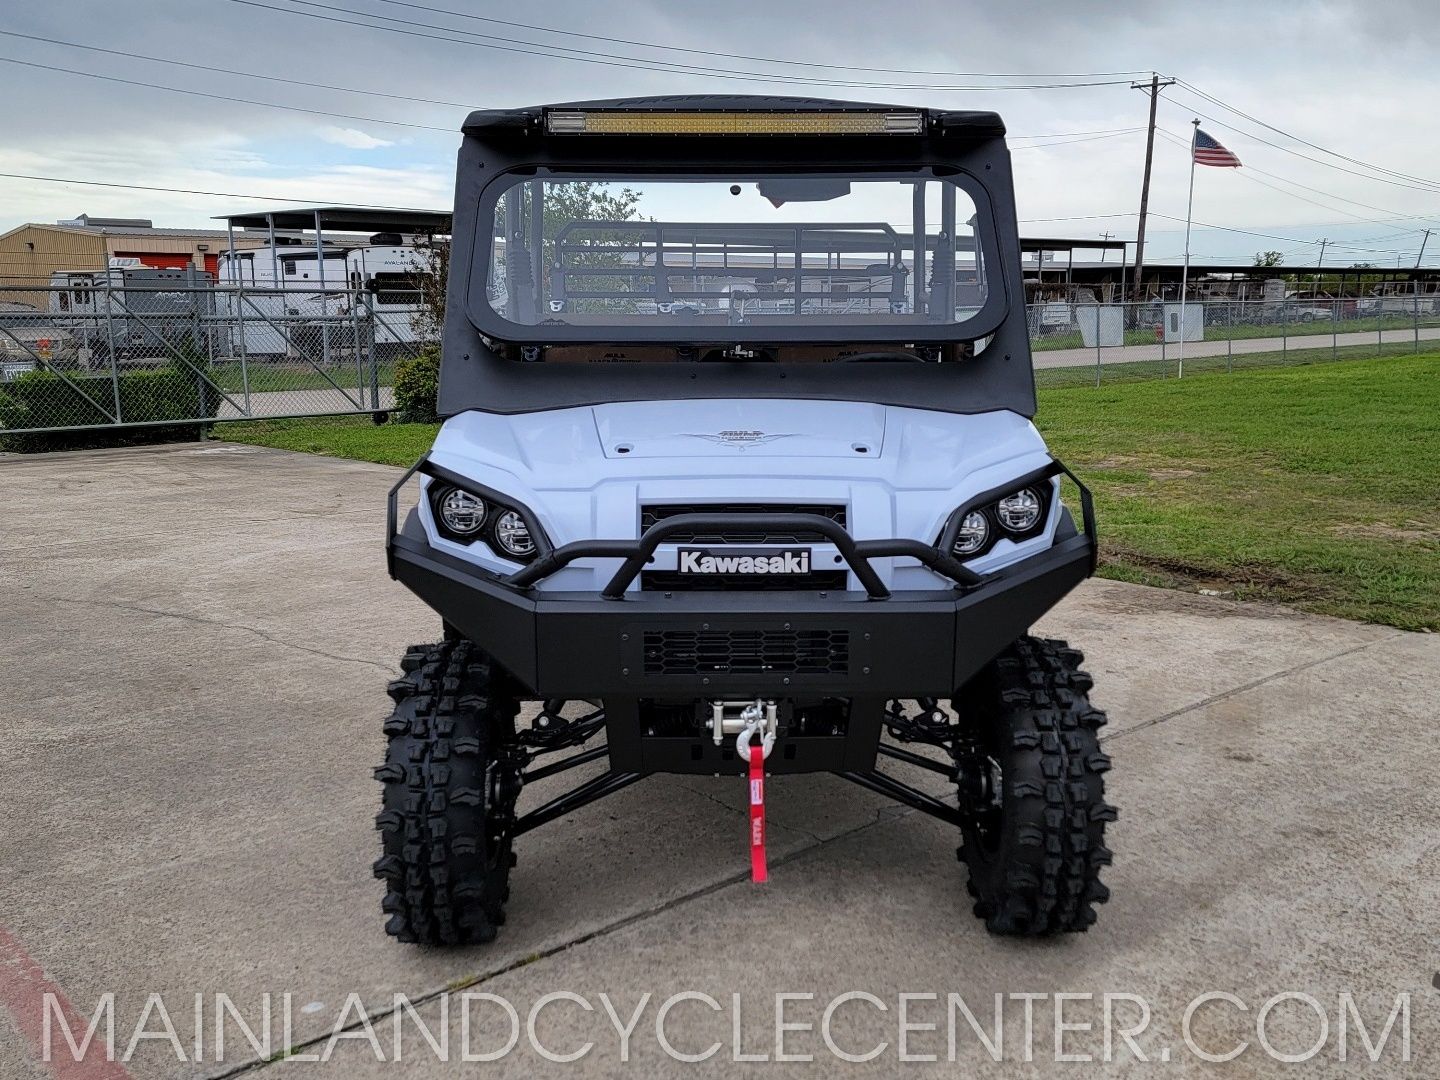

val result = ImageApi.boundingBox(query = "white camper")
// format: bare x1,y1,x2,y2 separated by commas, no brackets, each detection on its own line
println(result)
216,239,433,359
46,262,204,363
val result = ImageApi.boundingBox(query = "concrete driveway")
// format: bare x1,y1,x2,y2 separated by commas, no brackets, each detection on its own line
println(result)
2,442,1436,1079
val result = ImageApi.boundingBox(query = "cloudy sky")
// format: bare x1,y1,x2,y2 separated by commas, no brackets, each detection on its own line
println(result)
2,0,1437,267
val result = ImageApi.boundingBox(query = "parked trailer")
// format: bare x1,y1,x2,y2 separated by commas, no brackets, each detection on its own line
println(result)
46,264,209,365
346,244,433,355
216,246,352,358
1358,286,1440,316
216,241,433,359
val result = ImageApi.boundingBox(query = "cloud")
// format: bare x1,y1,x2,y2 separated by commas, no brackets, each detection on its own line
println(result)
319,127,395,150
0,0,1435,265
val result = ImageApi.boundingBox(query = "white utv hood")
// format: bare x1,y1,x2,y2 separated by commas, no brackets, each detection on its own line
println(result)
593,400,887,459
424,399,1060,591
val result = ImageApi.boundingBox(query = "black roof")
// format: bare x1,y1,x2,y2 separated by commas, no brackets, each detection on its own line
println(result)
1023,237,1131,252
1070,261,1440,279
462,95,1005,138
214,207,451,234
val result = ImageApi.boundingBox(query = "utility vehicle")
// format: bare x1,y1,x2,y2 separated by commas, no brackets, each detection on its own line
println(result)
378,96,1113,945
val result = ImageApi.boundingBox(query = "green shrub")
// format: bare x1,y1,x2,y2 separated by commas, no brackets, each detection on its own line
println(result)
0,363,221,452
392,347,441,424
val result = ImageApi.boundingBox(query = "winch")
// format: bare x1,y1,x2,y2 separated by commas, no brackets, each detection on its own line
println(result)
707,698,778,759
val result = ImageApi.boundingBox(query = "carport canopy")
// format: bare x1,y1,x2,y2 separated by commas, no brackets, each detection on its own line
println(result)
215,207,451,235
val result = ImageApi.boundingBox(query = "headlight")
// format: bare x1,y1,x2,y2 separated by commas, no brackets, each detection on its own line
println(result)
996,488,1042,532
941,480,1052,561
953,511,989,555
426,478,545,562
493,510,536,558
438,487,487,534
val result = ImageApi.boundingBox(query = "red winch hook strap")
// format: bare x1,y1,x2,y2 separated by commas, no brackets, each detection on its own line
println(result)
748,738,768,884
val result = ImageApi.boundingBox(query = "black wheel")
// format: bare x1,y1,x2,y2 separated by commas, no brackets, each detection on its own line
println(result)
954,636,1114,935
373,640,523,945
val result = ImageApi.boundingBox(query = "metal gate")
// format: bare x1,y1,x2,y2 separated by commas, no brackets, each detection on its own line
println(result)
0,282,417,434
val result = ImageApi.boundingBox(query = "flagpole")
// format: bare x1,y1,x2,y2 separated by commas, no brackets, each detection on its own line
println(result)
1178,118,1199,379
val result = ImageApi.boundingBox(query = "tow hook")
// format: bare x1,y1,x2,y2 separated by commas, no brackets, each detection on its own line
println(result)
706,698,777,884
708,698,778,761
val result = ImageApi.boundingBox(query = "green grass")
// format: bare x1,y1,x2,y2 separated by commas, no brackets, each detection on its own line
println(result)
206,359,398,393
1037,352,1440,630
216,414,437,466
217,352,1440,631
1035,339,1427,388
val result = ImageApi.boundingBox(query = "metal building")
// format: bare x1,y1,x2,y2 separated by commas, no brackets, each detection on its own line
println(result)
0,215,270,304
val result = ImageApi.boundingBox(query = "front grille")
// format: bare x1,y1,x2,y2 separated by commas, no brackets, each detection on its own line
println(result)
642,629,851,676
641,570,849,592
641,503,846,545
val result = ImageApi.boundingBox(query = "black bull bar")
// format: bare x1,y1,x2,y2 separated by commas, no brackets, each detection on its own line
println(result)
386,455,1096,698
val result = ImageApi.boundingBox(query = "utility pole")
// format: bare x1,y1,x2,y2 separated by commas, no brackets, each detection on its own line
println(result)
1099,231,1111,262
1315,238,1328,294
1417,229,1432,304
1131,74,1176,305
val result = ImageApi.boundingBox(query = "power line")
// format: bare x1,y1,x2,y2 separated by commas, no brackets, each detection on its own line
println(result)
364,0,1154,81
1147,211,1419,256
1162,95,1440,196
2,171,1430,262
1146,211,1325,247
0,167,1138,236
0,53,455,131
296,0,1142,89
1013,128,1144,149
1155,128,1440,236
0,170,440,210
1009,127,1143,140
1018,211,1137,223
1154,128,1440,230
1230,170,1431,232
0,27,474,109
0,171,1140,230
0,29,1140,143
1242,163,1440,225
226,0,1138,91
1177,79,1440,189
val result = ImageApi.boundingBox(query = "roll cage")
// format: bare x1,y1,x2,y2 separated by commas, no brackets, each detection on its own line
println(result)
546,220,914,318
437,95,1038,419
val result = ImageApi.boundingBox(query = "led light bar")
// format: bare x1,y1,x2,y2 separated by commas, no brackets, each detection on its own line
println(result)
544,110,925,136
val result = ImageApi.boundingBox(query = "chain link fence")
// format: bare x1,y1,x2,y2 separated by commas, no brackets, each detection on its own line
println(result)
1027,294,1440,388
3,282,1437,438
0,282,424,437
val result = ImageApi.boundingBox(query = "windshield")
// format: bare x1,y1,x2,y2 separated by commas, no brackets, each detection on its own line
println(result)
482,172,991,334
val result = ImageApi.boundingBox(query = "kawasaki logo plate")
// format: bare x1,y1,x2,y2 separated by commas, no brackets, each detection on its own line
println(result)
677,547,811,576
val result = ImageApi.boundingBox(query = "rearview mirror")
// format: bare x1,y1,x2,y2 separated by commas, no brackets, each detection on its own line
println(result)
756,179,852,206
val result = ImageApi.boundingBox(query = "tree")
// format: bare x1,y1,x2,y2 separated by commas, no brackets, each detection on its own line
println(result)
538,182,643,253
531,183,645,312
408,182,645,346
1253,251,1285,267
410,237,449,348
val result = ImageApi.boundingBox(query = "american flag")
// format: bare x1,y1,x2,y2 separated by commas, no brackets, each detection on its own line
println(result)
1193,129,1242,168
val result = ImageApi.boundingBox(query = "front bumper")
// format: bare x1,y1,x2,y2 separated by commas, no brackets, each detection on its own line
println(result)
387,458,1096,698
